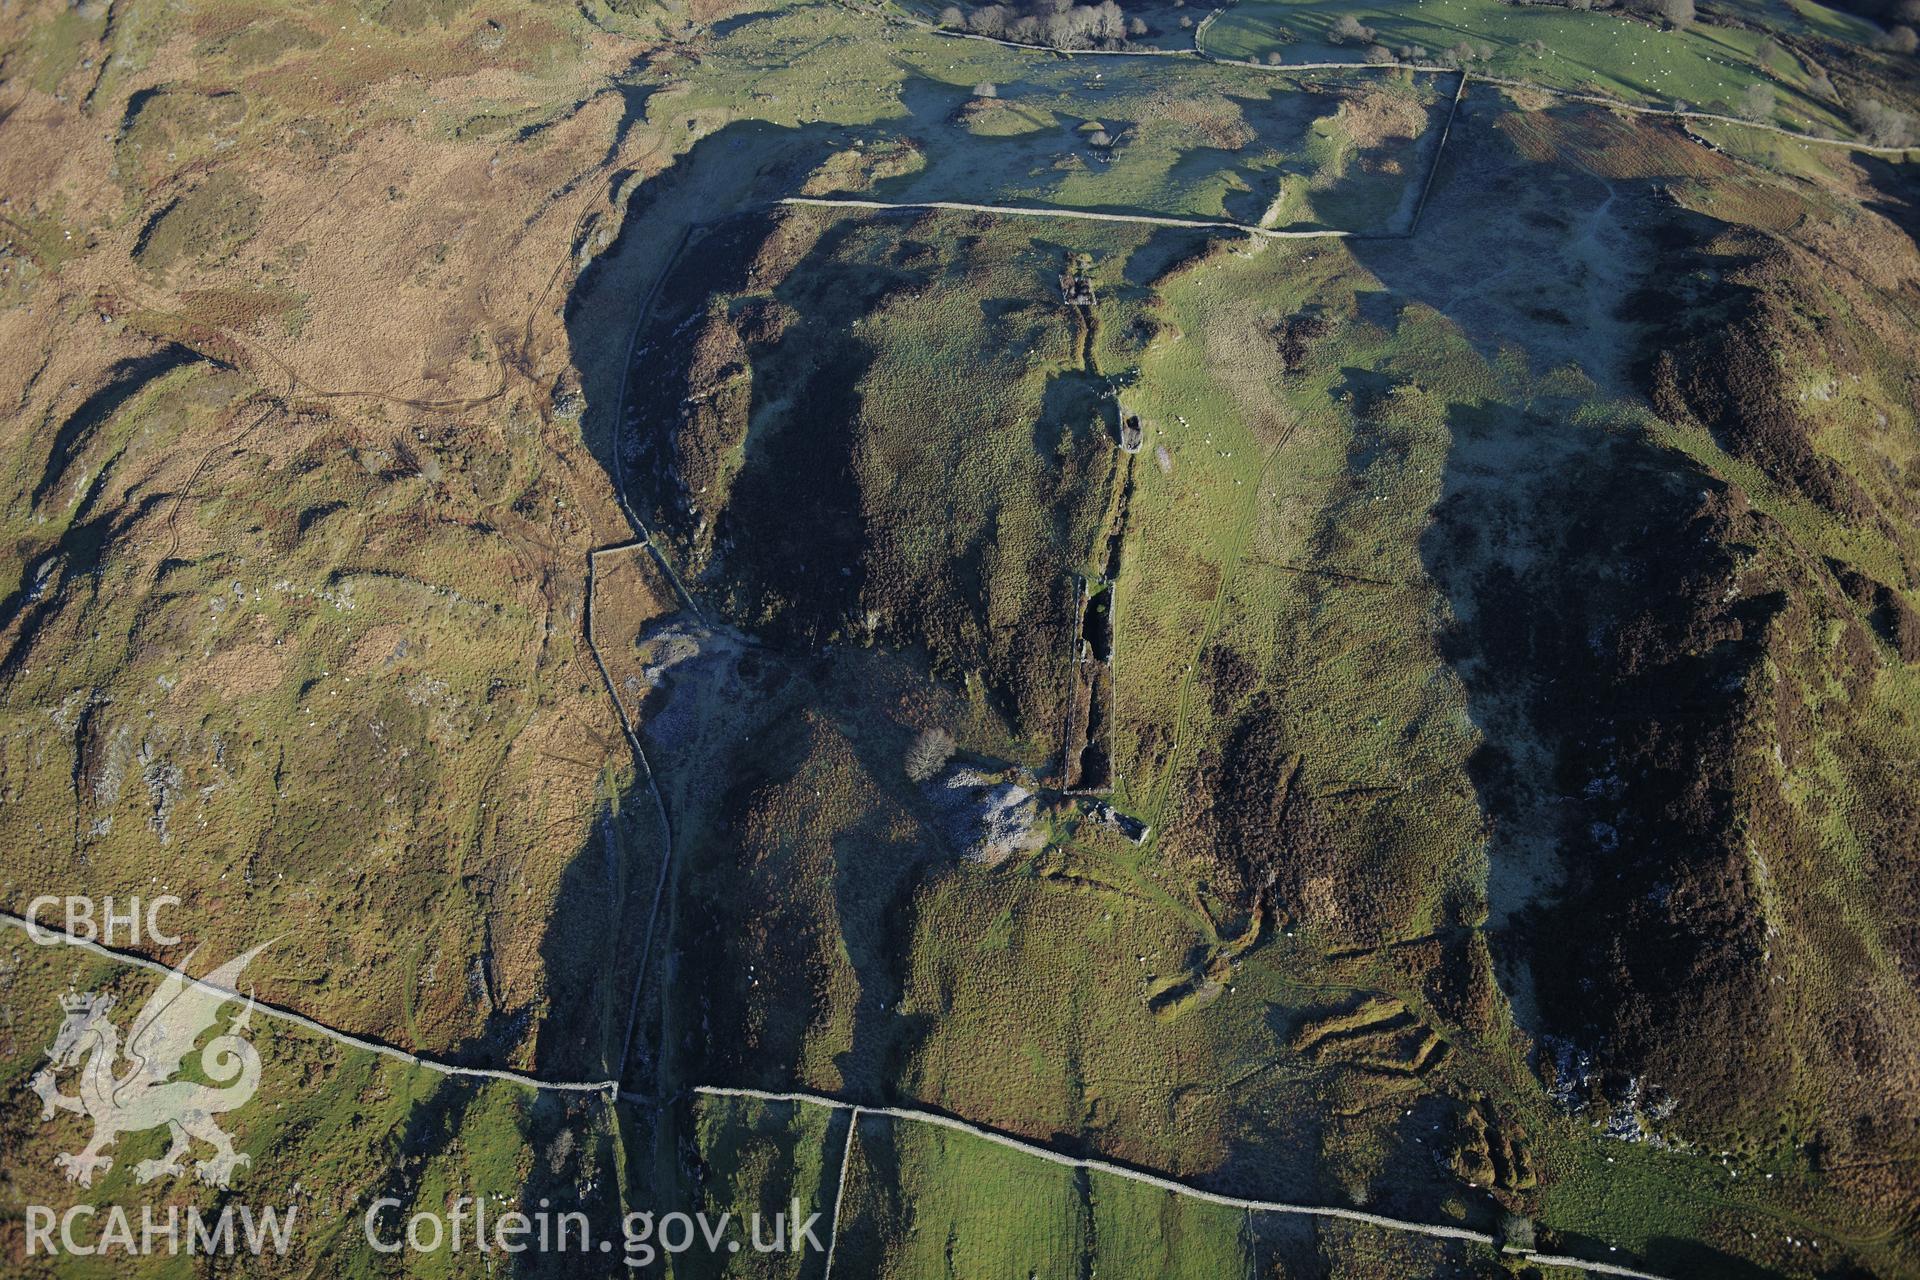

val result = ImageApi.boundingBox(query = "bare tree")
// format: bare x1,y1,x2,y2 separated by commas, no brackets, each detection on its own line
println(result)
905,728,957,783
968,4,1010,34
1739,81,1776,119
973,80,999,97
1657,0,1694,27
1858,96,1917,146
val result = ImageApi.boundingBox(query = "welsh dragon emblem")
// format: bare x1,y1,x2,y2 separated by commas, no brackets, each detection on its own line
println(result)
32,944,269,1188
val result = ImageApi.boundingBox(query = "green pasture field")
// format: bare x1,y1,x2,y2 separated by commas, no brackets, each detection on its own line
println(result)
680,1094,846,1279
831,1111,1254,1275
645,2,1447,230
846,58,1447,231
1199,0,1864,135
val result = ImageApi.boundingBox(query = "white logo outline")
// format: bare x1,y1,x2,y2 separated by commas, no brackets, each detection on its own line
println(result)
32,944,270,1188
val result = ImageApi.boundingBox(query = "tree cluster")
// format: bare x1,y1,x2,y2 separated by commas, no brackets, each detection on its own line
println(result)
939,0,1137,48
1506,0,1691,19
1739,81,1776,119
1858,96,1917,144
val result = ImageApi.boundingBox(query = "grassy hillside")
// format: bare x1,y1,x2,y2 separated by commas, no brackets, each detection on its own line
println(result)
1200,0,1920,138
2,0,1918,1276
632,174,1920,1277
0,933,635,1278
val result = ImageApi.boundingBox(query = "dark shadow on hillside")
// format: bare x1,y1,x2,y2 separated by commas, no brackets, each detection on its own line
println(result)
622,209,891,646
1278,96,1848,1278
566,115,856,534
31,345,202,509
1198,998,1488,1224
326,1004,628,1277
1245,1212,1329,1278
353,1067,485,1264
706,6,799,40
1411,391,1785,1077
1036,366,1113,457
1345,96,1663,395
826,826,927,1095
0,494,166,678
1855,150,1920,251
508,1089,631,1278
598,81,658,173
533,786,665,1083
644,647,950,1100
606,196,1101,734
1336,93,1772,1041
1120,223,1223,286
819,1112,898,1275
667,1096,846,1280
511,784,672,1276
1187,377,1783,1279
1637,1235,1779,1279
